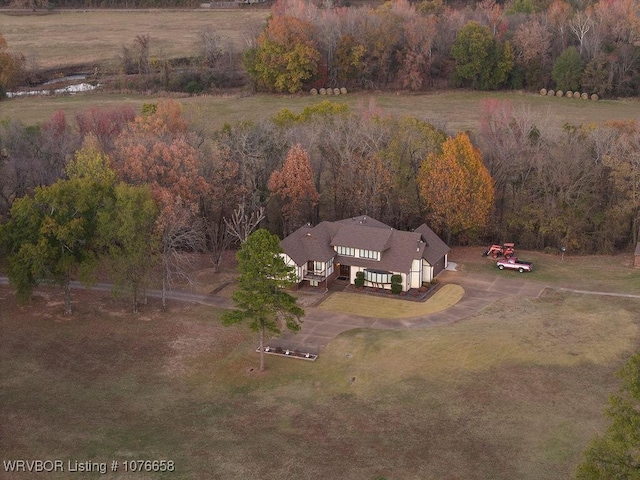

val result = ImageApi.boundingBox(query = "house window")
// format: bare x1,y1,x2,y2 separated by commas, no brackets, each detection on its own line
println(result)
359,249,380,260
364,269,393,284
336,246,355,256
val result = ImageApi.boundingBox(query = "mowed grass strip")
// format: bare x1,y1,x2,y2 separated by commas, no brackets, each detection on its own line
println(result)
1,283,639,479
318,284,464,319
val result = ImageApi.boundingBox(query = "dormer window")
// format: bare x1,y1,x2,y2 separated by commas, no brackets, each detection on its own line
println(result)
359,249,380,260
335,246,355,256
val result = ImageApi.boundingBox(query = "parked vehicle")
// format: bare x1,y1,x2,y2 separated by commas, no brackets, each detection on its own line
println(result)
483,242,515,258
496,257,533,273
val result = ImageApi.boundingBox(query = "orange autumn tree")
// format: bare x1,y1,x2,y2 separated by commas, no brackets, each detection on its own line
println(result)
418,132,494,243
113,100,208,309
268,144,319,236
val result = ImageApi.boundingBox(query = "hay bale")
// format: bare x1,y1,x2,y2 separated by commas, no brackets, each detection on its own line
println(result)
540,88,547,96
565,90,573,98
547,89,555,96
340,87,347,95
310,88,318,95
319,88,326,95
581,92,588,99
591,93,599,101
573,91,581,98
333,88,340,95
556,90,564,97
326,87,333,95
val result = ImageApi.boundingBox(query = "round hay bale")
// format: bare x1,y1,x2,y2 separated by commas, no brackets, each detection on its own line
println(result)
591,93,599,101
573,91,581,98
540,88,547,96
310,88,318,95
326,87,333,95
333,88,340,95
340,87,347,95
319,88,326,95
581,92,588,99
565,90,572,98
547,89,555,96
556,90,564,97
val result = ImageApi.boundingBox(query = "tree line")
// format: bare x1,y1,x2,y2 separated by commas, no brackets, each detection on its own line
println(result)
243,0,640,97
2,0,639,97
1,98,638,262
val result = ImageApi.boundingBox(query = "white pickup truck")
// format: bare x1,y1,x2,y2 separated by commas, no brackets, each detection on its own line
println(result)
496,257,533,273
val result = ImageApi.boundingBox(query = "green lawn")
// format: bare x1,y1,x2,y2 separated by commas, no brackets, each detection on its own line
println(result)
1,282,638,479
318,284,464,318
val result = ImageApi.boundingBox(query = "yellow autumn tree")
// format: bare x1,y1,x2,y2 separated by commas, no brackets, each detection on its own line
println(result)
418,132,494,242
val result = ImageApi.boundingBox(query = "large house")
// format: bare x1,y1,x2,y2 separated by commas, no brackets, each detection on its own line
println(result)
280,215,450,292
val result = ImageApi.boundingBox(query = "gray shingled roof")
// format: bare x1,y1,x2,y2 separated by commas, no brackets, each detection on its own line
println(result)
280,222,339,266
281,217,449,274
330,222,393,252
415,223,451,265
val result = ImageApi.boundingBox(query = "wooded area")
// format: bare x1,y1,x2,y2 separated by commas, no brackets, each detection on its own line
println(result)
1,0,639,308
1,97,638,276
2,0,640,96
242,0,640,97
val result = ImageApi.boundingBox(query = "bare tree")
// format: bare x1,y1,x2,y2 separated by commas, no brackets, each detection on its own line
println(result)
225,202,265,244
570,9,594,56
200,27,223,69
207,220,233,273
158,201,206,310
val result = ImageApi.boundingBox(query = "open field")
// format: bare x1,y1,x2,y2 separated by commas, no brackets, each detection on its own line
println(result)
1,250,640,479
0,9,269,70
1,10,639,133
3,89,640,137
451,246,640,295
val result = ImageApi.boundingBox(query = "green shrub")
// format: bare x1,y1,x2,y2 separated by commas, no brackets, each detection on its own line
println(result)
391,274,402,294
355,271,365,288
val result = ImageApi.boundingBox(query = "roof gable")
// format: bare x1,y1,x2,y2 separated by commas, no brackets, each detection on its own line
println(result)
280,222,338,266
280,217,449,273
415,223,451,265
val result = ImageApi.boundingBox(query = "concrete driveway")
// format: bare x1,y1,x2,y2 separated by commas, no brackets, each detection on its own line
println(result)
267,270,548,355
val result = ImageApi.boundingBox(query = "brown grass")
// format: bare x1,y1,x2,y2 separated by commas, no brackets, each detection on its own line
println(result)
3,89,640,139
1,11,639,133
1,273,639,479
450,246,640,294
0,10,269,70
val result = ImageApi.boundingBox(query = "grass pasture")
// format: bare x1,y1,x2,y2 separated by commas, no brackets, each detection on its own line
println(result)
1,273,639,479
3,89,640,138
452,246,640,295
0,10,269,70
0,11,639,133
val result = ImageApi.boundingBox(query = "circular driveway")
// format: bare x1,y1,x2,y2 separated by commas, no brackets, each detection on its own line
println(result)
268,270,548,355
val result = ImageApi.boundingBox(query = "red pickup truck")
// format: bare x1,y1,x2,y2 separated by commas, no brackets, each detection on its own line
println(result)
496,257,533,273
